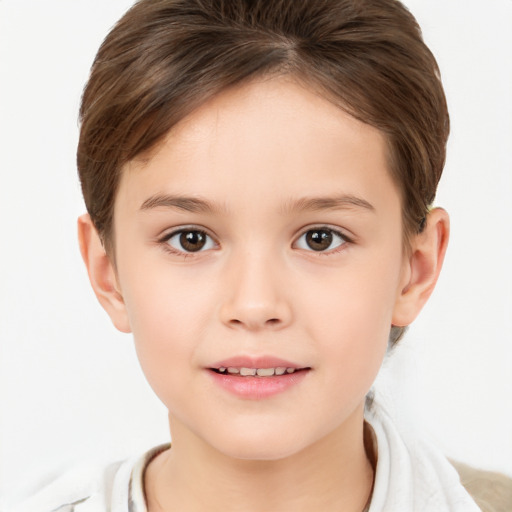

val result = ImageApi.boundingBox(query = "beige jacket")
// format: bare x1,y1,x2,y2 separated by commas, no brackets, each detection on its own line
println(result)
451,460,512,512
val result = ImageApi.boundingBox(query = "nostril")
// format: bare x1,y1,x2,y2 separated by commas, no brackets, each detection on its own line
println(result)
227,317,281,329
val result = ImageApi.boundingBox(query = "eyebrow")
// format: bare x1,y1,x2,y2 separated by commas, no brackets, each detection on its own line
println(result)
140,194,219,213
281,194,375,214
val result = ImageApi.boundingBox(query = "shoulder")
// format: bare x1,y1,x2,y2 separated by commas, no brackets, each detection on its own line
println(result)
450,460,512,512
8,445,169,512
9,459,127,512
364,397,481,511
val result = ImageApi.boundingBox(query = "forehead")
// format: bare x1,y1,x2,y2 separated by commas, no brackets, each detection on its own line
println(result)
118,76,399,217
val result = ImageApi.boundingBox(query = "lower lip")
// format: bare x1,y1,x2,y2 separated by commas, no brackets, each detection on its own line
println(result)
208,369,309,399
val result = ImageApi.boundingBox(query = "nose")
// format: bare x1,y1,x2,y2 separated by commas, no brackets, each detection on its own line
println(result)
219,250,293,331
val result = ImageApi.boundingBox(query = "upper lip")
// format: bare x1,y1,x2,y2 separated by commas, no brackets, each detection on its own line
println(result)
209,355,307,370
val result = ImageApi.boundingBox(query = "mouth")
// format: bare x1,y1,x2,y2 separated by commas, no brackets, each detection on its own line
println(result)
207,357,311,399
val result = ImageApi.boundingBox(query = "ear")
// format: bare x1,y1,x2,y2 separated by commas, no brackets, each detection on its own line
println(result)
392,208,450,327
77,214,131,333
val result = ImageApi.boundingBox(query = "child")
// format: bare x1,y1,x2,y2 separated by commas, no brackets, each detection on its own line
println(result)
9,0,508,510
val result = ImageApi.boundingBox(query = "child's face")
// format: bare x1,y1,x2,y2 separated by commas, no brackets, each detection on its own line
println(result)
110,77,410,460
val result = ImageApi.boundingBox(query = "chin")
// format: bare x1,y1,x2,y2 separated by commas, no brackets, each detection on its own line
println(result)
205,422,321,462
220,440,305,462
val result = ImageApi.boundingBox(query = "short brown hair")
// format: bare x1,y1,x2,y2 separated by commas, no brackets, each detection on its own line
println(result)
77,0,449,342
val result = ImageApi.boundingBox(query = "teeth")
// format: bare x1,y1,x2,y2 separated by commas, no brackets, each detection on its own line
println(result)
256,368,275,377
218,367,299,376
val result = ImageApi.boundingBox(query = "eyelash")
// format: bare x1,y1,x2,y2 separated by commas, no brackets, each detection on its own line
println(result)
158,226,352,257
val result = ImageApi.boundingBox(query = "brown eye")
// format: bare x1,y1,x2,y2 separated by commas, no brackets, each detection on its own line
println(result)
295,228,347,252
305,230,333,251
180,231,206,251
166,229,215,253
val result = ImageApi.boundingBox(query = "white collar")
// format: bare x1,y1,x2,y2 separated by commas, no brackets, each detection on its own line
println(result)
364,397,480,511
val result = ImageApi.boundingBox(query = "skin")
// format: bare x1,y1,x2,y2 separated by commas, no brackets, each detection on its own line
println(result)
78,76,449,512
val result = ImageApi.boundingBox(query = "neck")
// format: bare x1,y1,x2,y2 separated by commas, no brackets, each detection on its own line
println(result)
145,404,375,512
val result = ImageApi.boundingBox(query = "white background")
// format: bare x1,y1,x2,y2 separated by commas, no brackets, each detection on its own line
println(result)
1,0,511,505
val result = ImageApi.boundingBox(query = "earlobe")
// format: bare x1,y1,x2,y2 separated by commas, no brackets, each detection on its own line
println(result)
77,214,132,333
392,208,450,327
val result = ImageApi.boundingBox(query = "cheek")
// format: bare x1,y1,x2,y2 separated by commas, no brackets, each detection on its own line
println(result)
301,254,403,388
121,250,216,334
119,263,216,402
